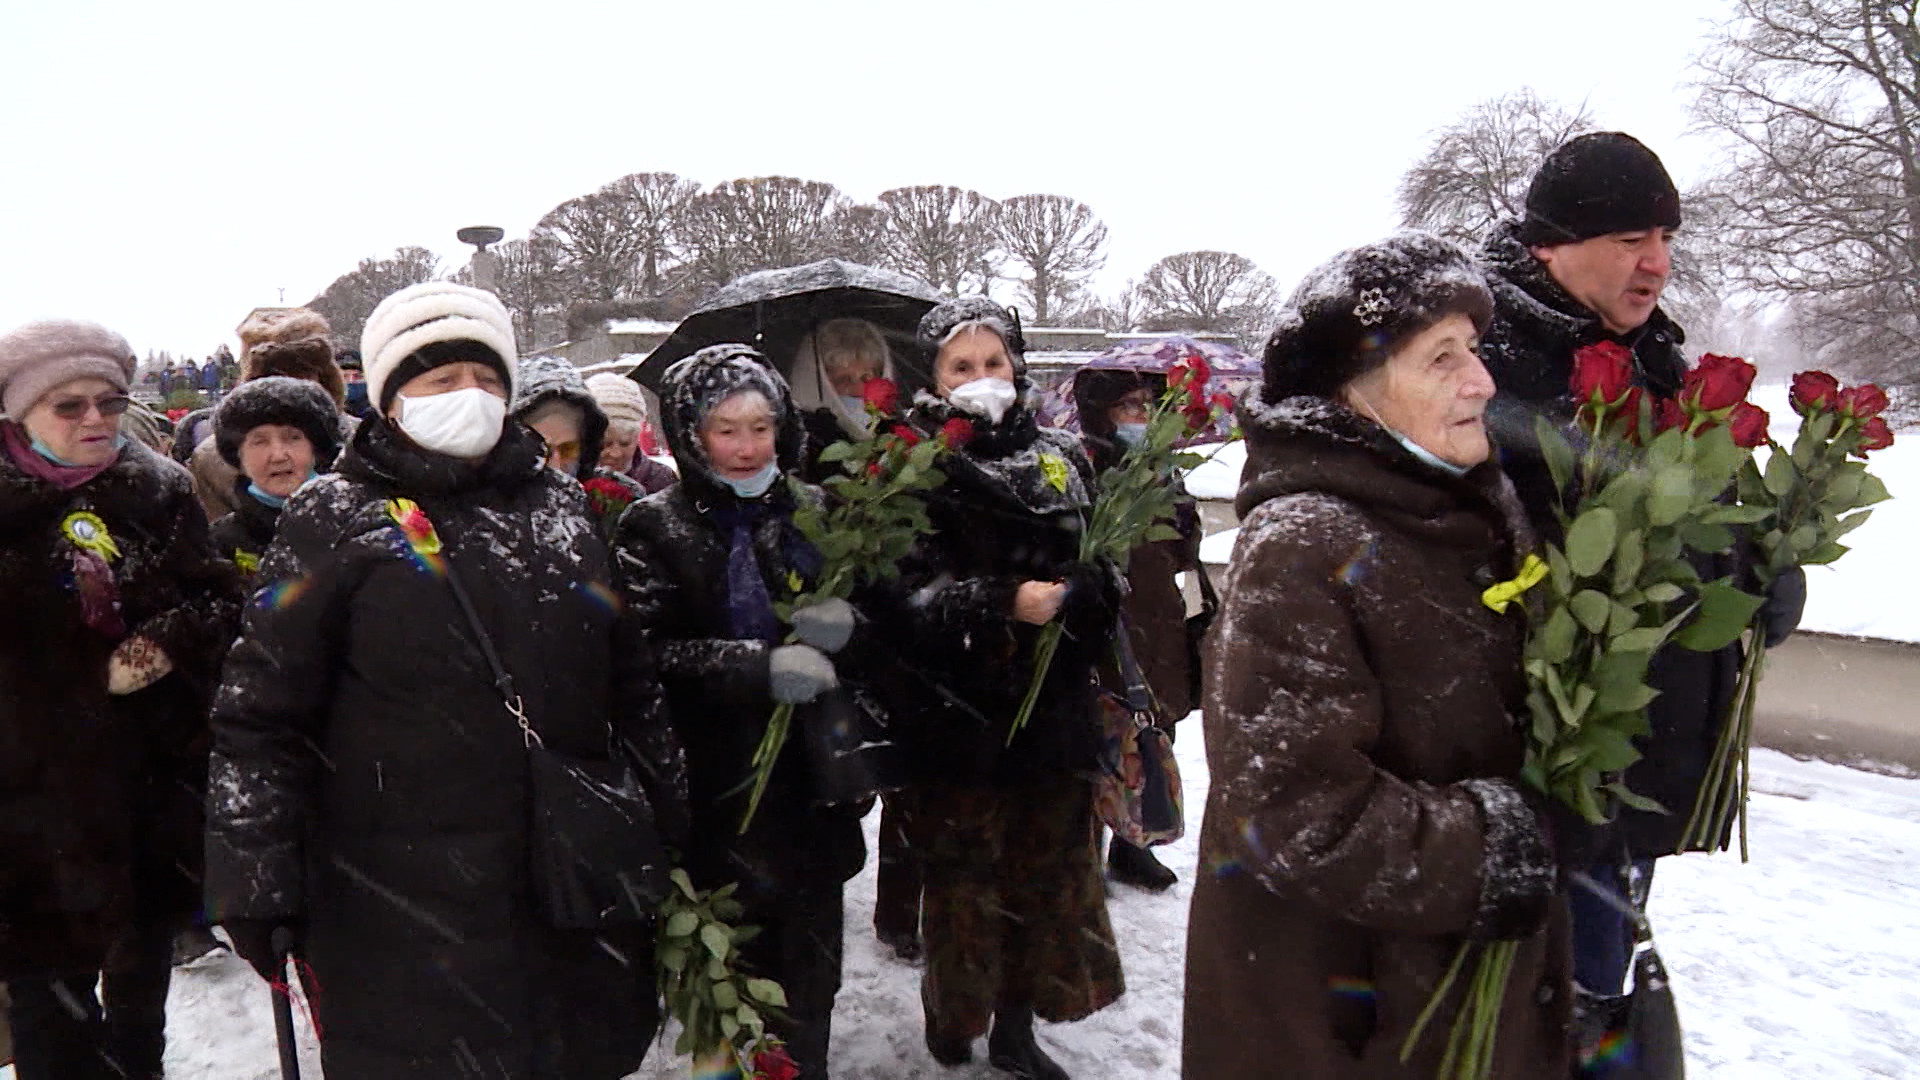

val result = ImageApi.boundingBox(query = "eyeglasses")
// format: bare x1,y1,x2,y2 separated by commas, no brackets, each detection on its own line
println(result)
48,394,133,421
549,440,582,462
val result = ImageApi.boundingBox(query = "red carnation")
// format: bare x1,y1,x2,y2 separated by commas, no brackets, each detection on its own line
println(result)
938,417,974,449
1838,383,1890,421
1681,353,1758,412
751,1043,800,1080
1789,371,1841,415
1857,416,1895,454
861,378,900,416
1728,402,1770,448
889,423,921,448
1570,341,1633,406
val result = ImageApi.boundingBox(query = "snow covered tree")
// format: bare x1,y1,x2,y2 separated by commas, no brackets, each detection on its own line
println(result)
307,246,442,346
827,201,891,266
1134,250,1280,346
533,189,653,304
995,194,1108,323
1692,0,1920,391
599,171,700,296
680,177,844,288
876,185,1002,294
1396,89,1595,245
489,236,567,350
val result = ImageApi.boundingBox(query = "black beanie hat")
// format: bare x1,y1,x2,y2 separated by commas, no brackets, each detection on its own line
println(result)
1518,132,1682,246
1261,231,1493,404
377,339,513,413
214,375,342,470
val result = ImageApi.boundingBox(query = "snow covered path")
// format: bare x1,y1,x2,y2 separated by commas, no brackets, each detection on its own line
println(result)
6,735,1918,1079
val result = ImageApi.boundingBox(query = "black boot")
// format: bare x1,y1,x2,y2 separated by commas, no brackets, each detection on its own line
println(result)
988,1006,1069,1080
1108,835,1177,892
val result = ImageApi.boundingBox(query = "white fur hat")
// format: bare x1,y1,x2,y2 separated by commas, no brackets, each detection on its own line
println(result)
361,282,517,409
586,372,650,429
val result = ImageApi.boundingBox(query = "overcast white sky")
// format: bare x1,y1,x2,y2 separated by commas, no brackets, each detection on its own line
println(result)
0,0,1731,355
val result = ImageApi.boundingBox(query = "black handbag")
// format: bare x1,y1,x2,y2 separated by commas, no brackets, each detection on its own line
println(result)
795,682,905,808
1572,863,1686,1079
439,555,669,928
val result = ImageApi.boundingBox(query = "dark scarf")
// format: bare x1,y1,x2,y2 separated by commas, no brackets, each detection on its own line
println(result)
709,499,782,644
1,422,120,490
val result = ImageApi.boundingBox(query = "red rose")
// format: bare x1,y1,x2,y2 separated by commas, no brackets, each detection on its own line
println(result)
751,1043,800,1080
1181,400,1214,433
938,418,974,448
1168,354,1210,395
1789,371,1841,415
861,378,899,416
1680,353,1757,412
1728,402,1770,448
1857,416,1895,453
1654,397,1689,434
865,461,882,477
1569,341,1634,406
889,423,921,448
1838,383,1890,420
1614,387,1648,443
582,476,625,498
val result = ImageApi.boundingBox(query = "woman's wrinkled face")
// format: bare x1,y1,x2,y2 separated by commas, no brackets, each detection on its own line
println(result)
23,376,126,467
933,326,1015,396
1343,312,1496,469
238,424,316,498
1105,388,1153,428
526,403,585,475
600,420,639,473
825,350,884,397
698,391,776,479
385,361,508,421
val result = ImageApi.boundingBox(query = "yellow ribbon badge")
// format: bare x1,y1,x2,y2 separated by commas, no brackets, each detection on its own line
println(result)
1481,554,1549,614
61,511,121,562
234,549,261,575
1039,453,1069,494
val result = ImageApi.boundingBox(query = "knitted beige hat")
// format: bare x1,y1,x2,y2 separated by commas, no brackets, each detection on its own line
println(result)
0,319,137,419
586,372,650,428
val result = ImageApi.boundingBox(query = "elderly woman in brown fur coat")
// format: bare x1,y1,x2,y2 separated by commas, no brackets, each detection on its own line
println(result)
1184,233,1573,1078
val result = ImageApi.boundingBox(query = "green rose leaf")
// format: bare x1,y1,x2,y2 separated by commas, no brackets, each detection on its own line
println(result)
700,923,732,959
1674,579,1766,652
1569,590,1612,634
712,981,739,1011
745,977,789,1007
664,911,700,939
1564,507,1619,578
1645,465,1694,526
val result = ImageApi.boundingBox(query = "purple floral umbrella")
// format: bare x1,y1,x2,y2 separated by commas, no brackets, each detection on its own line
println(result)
1033,335,1257,441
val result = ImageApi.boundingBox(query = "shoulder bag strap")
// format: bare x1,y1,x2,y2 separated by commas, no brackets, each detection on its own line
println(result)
418,506,541,748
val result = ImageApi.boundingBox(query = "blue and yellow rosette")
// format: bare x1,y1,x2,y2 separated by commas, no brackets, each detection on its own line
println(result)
61,511,121,562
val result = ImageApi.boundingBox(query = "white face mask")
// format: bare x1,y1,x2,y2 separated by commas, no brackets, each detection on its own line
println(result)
397,386,507,459
947,377,1018,425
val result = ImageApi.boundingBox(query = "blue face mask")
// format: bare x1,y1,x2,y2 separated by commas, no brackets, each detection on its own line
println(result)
344,382,371,416
246,469,316,509
719,460,780,499
1114,422,1149,448
1391,430,1471,477
32,432,126,466
838,394,867,416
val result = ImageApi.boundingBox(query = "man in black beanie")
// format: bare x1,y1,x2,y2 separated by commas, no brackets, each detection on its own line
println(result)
1476,133,1804,1074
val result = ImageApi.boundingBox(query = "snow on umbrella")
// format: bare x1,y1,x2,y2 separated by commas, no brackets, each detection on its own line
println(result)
1035,335,1257,441
631,259,945,394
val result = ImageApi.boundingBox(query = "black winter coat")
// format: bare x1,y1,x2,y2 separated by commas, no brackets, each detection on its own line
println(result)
0,440,241,979
203,418,686,1080
207,478,281,580
888,398,1117,788
612,479,867,902
1477,220,1744,857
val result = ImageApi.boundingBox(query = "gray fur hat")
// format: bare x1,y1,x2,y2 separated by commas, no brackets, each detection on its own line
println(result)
0,319,137,419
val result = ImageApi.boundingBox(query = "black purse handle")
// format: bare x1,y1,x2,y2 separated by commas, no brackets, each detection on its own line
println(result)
1112,612,1157,719
412,504,540,748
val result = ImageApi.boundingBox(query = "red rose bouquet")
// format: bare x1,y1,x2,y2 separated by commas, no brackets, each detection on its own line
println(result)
735,379,956,831
1679,370,1895,857
582,474,638,535
1007,354,1236,739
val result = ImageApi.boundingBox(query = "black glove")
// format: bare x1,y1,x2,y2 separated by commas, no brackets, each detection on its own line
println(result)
1520,788,1610,876
222,919,302,985
1760,566,1807,649
1059,562,1121,640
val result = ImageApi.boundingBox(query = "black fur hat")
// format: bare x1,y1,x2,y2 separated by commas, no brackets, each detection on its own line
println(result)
214,375,342,469
1518,132,1682,246
1261,231,1493,403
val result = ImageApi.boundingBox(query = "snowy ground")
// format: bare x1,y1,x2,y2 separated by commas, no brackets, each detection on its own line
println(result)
1185,384,1920,643
7,727,1918,1079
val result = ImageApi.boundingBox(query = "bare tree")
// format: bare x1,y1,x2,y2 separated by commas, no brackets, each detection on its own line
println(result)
1693,0,1920,388
876,185,1002,293
489,236,568,349
680,177,844,288
827,201,891,265
600,171,700,296
994,194,1108,322
1135,250,1280,345
533,189,652,304
1396,89,1595,245
307,246,442,346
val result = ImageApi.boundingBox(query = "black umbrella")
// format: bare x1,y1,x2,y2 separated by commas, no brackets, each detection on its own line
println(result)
631,259,944,393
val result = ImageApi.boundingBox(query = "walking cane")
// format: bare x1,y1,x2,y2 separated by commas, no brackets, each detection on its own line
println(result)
270,927,302,1080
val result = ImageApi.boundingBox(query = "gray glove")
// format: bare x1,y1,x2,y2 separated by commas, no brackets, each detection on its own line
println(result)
790,598,856,653
769,643,838,705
